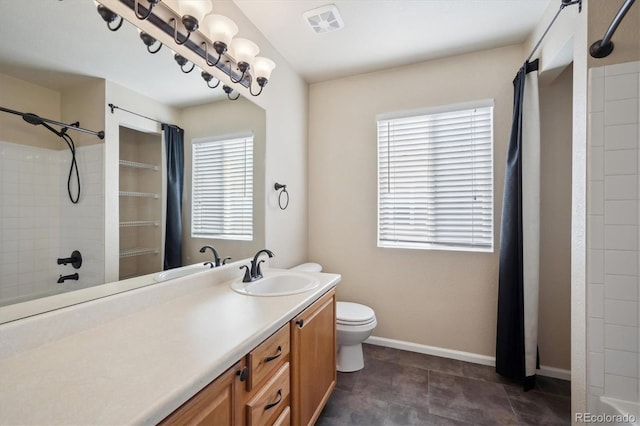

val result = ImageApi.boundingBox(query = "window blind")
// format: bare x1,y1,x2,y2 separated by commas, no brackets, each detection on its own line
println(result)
192,134,253,240
377,104,493,251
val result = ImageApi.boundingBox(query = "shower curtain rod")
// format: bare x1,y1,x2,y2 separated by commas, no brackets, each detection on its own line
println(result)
526,0,582,63
590,0,636,58
108,103,181,131
0,105,105,139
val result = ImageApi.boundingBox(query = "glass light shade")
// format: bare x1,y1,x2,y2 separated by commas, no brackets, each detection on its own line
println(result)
204,14,238,47
229,38,259,65
252,57,276,80
177,0,212,22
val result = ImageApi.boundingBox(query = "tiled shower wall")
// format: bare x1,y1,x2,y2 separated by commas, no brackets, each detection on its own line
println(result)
587,61,640,408
0,141,104,305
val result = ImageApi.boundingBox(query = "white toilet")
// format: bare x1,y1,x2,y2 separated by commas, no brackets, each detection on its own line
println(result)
289,262,377,373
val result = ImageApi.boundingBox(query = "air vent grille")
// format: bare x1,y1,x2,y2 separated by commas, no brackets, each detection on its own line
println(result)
303,4,344,34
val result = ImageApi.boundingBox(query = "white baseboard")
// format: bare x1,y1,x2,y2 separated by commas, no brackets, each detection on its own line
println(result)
365,335,571,381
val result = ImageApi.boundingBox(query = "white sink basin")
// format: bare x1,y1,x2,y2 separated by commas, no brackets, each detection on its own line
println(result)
154,263,212,282
230,272,319,296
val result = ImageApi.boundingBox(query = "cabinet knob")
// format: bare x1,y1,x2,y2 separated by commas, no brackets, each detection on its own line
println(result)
296,319,304,328
236,366,248,382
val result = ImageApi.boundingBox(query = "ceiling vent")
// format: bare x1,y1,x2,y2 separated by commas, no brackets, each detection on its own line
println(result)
303,4,344,34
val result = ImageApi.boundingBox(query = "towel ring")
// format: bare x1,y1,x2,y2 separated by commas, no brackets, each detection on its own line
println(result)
274,183,289,210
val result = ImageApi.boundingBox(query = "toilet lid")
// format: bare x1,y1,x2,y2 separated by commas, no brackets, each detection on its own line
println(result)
336,302,375,325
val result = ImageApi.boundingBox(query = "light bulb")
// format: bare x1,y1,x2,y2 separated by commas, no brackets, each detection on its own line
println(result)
229,38,259,66
204,14,238,49
177,0,212,22
252,57,276,81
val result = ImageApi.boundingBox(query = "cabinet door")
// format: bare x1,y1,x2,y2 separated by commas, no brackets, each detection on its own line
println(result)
291,289,336,426
160,360,246,426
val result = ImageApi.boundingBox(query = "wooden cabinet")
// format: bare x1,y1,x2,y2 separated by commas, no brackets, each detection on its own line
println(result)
160,360,245,426
161,288,336,426
290,289,337,426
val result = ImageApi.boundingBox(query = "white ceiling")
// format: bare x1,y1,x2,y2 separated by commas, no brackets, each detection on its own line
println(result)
235,0,553,83
0,0,552,108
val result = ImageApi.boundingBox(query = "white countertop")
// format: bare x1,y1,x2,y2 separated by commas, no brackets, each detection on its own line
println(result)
0,263,340,425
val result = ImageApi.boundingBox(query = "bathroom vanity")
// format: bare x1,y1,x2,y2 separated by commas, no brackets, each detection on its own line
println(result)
0,261,340,425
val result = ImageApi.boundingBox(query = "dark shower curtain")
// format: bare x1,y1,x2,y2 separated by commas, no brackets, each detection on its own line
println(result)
163,124,184,270
496,59,540,390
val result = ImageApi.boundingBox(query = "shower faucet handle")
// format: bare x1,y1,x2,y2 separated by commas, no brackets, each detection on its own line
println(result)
57,250,82,269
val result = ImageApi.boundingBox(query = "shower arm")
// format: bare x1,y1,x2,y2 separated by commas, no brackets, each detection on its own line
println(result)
590,0,636,58
0,106,105,139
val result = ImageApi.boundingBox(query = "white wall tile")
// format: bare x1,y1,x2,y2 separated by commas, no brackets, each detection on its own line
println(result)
590,146,605,180
604,149,638,175
589,352,605,387
588,249,605,284
604,225,639,250
605,99,639,126
589,283,605,318
589,181,605,215
590,76,605,113
605,324,639,352
605,124,639,150
605,74,640,101
605,274,639,301
605,349,639,378
605,374,639,402
604,175,637,200
590,112,605,147
589,214,605,249
590,317,605,353
604,200,638,225
604,61,640,76
605,299,639,327
604,250,638,276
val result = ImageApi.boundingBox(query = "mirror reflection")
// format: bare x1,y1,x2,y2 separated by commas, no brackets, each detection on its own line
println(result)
0,1,266,310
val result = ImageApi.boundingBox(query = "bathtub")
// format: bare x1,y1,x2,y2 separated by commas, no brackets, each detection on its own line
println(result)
593,396,639,426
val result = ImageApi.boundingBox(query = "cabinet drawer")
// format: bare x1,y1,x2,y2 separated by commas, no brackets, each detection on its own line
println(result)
272,406,290,426
246,363,290,426
247,323,290,391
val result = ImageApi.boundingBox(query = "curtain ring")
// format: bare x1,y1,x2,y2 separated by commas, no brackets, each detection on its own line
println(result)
274,183,289,210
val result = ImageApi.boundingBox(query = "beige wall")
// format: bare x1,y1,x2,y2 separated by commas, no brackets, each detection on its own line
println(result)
308,44,523,357
588,0,639,68
538,65,573,370
0,72,62,149
61,79,106,148
309,44,572,368
180,98,266,265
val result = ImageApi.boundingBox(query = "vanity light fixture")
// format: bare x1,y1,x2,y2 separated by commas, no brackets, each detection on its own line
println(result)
170,0,212,45
202,14,238,66
95,0,276,98
95,2,123,31
133,0,159,20
173,52,195,73
223,84,240,101
201,71,220,89
138,29,162,54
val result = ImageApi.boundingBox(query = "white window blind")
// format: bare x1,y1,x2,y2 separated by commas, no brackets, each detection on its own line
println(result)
192,134,253,241
377,102,494,251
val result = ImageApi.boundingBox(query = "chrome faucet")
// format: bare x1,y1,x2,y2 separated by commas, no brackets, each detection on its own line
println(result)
240,249,274,282
199,245,230,268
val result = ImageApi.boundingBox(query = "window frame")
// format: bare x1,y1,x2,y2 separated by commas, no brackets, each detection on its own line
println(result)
191,132,254,241
376,99,495,253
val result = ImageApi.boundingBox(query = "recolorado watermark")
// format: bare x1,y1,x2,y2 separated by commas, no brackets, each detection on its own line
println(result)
576,412,637,423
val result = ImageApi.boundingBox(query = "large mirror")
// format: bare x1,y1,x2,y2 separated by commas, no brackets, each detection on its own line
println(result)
0,0,266,316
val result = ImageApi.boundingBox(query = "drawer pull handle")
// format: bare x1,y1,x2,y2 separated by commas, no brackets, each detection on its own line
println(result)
236,366,248,382
296,319,304,328
264,389,282,410
264,345,283,363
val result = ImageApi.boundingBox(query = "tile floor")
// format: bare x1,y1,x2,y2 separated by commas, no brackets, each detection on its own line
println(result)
317,344,571,425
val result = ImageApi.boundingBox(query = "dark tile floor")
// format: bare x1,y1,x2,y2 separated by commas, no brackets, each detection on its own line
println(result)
317,344,571,426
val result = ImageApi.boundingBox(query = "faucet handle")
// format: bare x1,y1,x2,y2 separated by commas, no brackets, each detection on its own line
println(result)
239,265,252,283
222,257,232,265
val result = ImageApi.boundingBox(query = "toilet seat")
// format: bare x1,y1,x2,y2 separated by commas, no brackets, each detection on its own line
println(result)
336,302,376,326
